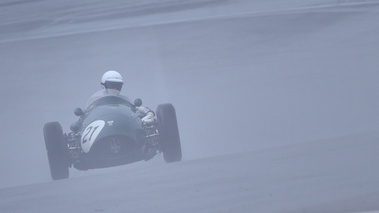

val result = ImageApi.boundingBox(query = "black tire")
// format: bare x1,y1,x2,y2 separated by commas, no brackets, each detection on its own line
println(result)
156,103,182,163
43,122,69,180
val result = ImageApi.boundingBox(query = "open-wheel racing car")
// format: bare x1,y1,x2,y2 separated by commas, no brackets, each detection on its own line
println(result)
43,96,182,180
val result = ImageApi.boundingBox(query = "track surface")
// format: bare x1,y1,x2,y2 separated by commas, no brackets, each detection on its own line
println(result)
1,132,379,212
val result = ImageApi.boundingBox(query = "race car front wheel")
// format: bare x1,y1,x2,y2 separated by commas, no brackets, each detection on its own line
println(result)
156,103,182,163
43,122,69,180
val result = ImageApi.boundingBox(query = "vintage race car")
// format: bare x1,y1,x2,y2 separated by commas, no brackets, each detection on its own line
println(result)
43,95,182,180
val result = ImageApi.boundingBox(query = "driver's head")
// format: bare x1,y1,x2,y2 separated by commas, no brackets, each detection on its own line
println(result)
101,70,123,91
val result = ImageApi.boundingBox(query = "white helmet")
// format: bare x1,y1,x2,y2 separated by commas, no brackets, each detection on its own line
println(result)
101,70,123,91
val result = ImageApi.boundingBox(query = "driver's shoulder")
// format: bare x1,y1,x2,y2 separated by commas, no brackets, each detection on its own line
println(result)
87,90,104,107
91,90,105,97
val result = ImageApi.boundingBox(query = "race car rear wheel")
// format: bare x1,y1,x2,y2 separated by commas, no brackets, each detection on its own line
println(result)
43,122,69,180
156,103,182,163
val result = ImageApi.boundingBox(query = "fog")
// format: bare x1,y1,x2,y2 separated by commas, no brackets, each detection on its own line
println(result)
0,1,379,210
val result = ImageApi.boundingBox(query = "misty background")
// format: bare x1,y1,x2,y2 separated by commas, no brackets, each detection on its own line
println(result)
1,0,378,191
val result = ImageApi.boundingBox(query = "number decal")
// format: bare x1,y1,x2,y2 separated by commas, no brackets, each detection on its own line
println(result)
81,120,105,153
82,126,93,144
89,126,99,142
82,126,100,144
